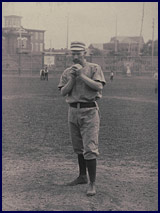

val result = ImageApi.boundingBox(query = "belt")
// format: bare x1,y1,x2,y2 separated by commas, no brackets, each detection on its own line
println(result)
69,102,96,108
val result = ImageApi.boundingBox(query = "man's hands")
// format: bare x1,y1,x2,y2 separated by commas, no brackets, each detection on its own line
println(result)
70,64,83,78
63,63,103,94
70,69,77,78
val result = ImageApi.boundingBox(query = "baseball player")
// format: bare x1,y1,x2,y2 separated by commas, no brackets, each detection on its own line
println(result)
44,66,49,81
153,71,158,94
110,70,114,82
40,67,45,80
58,41,106,196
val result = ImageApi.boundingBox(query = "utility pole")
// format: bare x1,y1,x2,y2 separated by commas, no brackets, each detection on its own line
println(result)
138,2,145,55
114,15,117,75
18,27,23,76
66,13,69,49
30,42,33,76
115,15,117,53
65,13,69,69
152,18,154,74
50,39,52,68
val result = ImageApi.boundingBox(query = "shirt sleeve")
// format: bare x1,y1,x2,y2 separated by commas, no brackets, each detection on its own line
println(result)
58,70,68,89
92,65,106,85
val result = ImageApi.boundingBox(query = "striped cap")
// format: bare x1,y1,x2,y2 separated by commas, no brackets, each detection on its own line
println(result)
70,41,86,51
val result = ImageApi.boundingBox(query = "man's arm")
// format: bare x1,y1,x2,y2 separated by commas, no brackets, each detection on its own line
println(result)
60,76,76,96
79,74,103,91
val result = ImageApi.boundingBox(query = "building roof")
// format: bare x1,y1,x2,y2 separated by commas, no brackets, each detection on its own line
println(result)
2,27,36,37
4,15,22,18
26,28,45,32
110,36,144,44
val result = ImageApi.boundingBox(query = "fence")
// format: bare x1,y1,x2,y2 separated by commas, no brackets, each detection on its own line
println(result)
54,55,158,75
2,53,158,76
2,53,43,75
91,56,158,75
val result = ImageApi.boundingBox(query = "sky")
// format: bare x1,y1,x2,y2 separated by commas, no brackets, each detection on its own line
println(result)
2,2,158,49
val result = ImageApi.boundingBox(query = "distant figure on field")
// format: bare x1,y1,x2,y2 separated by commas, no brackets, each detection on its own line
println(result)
126,64,131,76
153,71,158,94
110,71,114,82
40,68,45,80
44,66,49,81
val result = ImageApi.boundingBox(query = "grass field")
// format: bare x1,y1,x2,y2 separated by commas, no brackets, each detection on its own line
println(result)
2,73,158,211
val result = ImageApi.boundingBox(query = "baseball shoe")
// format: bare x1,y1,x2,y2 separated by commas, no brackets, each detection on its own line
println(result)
66,175,88,186
86,182,96,196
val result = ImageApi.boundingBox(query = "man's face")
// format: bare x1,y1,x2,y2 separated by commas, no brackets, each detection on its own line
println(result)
71,51,85,65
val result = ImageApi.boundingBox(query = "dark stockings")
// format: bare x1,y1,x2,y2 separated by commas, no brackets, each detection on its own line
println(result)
86,159,96,183
78,154,87,176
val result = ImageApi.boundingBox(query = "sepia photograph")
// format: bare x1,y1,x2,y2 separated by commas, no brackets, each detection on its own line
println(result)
2,2,158,211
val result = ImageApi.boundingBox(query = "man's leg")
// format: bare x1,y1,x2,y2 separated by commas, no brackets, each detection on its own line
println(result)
78,154,87,176
66,154,88,186
80,107,100,195
86,159,96,196
66,121,88,186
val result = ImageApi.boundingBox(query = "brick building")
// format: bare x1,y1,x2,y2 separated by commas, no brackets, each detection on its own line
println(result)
2,15,45,74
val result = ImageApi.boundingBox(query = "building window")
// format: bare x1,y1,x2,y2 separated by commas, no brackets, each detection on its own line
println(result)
39,32,43,40
17,37,22,48
16,19,18,26
31,43,33,52
13,18,16,27
8,19,12,27
31,32,35,40
35,32,39,40
17,37,27,48
5,20,8,27
22,38,27,48
30,32,34,41
35,43,39,52
40,43,43,52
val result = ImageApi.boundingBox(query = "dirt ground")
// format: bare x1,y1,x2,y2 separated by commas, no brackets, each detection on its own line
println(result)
2,74,158,211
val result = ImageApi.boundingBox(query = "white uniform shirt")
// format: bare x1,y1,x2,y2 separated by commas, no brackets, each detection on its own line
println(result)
58,61,106,103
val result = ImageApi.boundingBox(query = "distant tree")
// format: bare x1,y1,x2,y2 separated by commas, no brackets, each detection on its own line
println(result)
141,39,158,56
107,50,115,56
91,48,103,56
154,40,158,56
